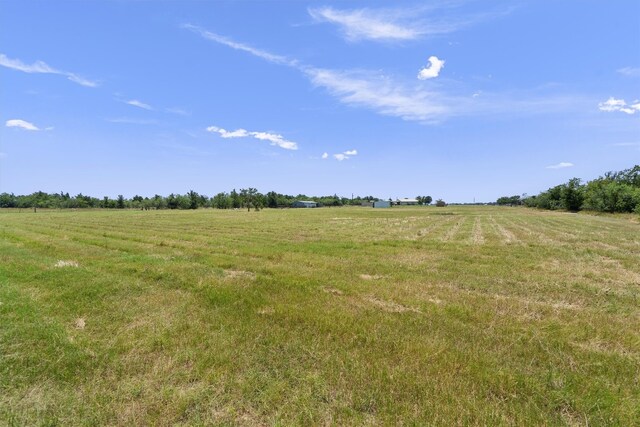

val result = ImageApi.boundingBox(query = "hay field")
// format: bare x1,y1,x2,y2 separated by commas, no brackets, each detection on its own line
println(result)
1,206,638,425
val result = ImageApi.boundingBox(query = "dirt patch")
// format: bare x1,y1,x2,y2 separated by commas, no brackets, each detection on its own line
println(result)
54,260,79,268
257,307,275,315
74,318,86,329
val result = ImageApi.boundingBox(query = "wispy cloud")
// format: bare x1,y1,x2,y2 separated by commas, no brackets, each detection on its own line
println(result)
0,53,98,87
186,25,589,124
321,152,329,159
617,67,640,77
165,107,190,116
207,126,298,150
308,5,509,42
546,162,574,169
417,56,445,80
309,7,424,41
6,119,40,131
598,97,640,115
305,68,448,122
185,24,451,122
181,24,297,66
610,142,640,151
126,99,153,110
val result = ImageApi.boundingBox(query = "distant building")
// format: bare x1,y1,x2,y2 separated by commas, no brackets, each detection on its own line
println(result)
395,198,419,206
361,201,374,207
373,200,391,208
292,200,318,208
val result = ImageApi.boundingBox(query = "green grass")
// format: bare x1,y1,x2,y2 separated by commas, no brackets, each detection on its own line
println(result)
1,206,638,425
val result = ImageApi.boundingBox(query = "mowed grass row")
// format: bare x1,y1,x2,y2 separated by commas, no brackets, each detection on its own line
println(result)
0,206,638,425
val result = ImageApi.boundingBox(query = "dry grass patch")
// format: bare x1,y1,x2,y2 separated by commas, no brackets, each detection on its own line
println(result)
471,217,484,245
488,216,519,244
359,274,385,280
54,260,79,268
571,340,639,360
441,217,466,242
322,287,344,296
223,269,256,280
363,295,421,314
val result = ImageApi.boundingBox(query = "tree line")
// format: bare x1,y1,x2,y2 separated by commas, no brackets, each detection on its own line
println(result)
496,165,640,214
0,189,433,211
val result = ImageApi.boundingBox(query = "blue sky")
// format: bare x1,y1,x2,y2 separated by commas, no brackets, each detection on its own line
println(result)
1,0,639,202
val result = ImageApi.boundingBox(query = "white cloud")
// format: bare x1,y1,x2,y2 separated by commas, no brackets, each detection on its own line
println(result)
617,67,640,77
126,99,153,110
546,162,574,169
6,119,40,131
0,53,98,87
207,126,245,138
207,125,298,150
66,74,98,88
417,56,445,80
207,127,250,138
226,129,251,138
250,131,298,150
305,68,448,122
598,97,640,114
321,152,329,159
309,7,423,41
307,5,502,42
332,149,358,161
181,24,296,66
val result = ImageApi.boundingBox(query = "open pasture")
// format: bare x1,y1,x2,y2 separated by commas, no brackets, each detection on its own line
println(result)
1,206,639,425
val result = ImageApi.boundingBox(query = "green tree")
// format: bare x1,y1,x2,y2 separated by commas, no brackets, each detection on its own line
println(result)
240,188,262,211
187,190,200,210
212,192,230,209
230,189,241,209
266,191,279,208
561,178,584,212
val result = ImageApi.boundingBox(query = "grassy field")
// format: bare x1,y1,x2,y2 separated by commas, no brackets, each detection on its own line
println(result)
1,206,638,425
